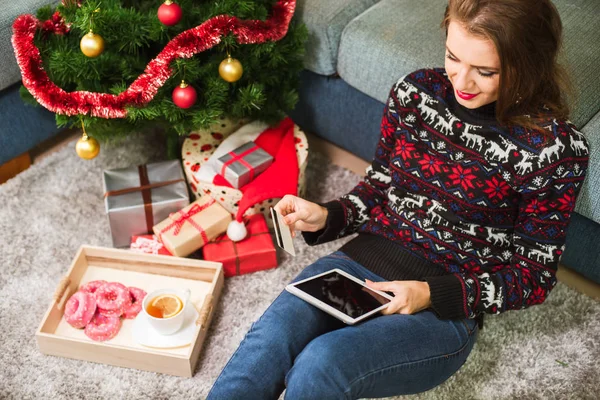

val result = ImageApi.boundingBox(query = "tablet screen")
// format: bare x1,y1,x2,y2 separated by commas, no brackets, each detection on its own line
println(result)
293,271,391,319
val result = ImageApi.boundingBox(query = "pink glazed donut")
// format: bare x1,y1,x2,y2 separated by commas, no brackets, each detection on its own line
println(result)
84,313,122,342
79,280,108,295
95,282,131,317
64,291,97,329
122,287,147,319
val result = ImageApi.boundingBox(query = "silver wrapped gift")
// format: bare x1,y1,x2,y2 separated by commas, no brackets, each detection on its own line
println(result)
215,141,274,188
103,160,190,248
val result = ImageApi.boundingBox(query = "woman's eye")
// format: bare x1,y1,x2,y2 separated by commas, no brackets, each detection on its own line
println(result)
477,70,496,78
446,53,497,78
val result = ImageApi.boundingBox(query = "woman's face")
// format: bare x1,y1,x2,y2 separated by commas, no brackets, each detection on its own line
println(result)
445,20,501,109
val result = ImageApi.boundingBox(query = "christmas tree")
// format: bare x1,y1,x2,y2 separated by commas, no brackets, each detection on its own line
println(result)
12,0,307,158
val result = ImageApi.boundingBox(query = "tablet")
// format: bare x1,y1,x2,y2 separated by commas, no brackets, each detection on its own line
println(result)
286,269,393,325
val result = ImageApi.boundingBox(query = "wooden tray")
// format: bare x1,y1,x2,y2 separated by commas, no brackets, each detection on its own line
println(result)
36,245,224,377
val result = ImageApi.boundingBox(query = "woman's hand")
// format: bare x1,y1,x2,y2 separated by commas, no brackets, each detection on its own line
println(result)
274,195,328,237
365,280,432,315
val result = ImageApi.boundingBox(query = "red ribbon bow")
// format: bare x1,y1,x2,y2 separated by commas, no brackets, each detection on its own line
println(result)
221,144,260,184
159,198,215,243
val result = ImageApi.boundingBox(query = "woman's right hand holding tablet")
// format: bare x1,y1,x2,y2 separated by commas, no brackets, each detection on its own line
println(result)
274,195,328,237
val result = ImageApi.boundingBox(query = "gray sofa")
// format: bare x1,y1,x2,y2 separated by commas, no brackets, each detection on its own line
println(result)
289,0,600,284
0,1,60,166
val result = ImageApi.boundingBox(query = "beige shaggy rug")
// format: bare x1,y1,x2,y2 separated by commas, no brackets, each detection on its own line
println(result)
1,132,599,400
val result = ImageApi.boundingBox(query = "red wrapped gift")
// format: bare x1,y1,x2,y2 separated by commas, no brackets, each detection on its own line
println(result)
202,214,278,277
130,235,172,256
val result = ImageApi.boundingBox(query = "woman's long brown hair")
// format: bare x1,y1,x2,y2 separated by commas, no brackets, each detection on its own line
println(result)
442,0,573,137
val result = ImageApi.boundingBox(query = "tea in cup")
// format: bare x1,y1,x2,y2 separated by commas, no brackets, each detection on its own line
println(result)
142,288,191,335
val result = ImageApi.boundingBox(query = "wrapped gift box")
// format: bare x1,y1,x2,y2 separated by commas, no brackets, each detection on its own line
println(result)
182,118,308,228
215,141,273,188
202,214,277,277
103,160,190,248
153,197,232,257
130,235,172,256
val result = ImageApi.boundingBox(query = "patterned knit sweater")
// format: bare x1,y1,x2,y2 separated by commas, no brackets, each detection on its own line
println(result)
303,68,589,321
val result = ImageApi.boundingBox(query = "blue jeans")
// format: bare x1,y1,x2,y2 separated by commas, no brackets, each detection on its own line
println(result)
207,251,478,400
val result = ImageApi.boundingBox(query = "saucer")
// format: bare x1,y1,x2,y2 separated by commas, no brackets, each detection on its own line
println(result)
132,305,199,349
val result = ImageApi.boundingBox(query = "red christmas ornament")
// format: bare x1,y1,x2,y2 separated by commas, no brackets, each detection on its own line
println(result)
158,0,182,26
172,81,197,108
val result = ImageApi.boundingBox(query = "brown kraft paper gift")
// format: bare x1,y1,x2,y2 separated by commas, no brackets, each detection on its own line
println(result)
153,196,232,257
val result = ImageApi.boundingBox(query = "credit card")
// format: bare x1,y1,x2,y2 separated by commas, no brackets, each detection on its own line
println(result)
270,207,296,256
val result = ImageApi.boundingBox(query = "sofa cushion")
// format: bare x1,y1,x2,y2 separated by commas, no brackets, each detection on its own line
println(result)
562,212,600,283
574,109,600,224
0,0,58,91
0,84,59,165
337,0,446,107
294,0,381,76
555,0,600,129
337,0,600,128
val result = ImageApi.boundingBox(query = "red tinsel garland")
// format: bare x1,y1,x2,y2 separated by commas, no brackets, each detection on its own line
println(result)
11,1,296,119
41,11,70,36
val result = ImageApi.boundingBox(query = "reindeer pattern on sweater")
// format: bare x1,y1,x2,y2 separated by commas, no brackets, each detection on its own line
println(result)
333,68,589,318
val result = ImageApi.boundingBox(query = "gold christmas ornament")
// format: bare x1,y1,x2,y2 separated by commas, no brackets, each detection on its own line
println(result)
76,132,100,160
80,31,105,58
219,56,243,82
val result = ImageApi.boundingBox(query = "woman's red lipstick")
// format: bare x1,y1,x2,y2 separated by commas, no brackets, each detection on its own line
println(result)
456,90,479,100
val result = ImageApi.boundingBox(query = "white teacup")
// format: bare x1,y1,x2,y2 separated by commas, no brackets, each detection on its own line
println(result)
142,288,191,335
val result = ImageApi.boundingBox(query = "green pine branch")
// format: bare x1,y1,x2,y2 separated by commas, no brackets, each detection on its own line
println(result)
21,0,308,150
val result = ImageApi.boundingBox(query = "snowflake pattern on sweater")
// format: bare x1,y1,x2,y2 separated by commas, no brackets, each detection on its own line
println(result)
333,68,589,318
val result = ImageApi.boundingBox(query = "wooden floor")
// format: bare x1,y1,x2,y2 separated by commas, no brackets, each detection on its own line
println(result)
0,129,79,184
3,130,600,301
0,152,31,184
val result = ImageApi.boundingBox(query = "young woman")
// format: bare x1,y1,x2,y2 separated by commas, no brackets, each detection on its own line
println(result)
208,0,589,398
